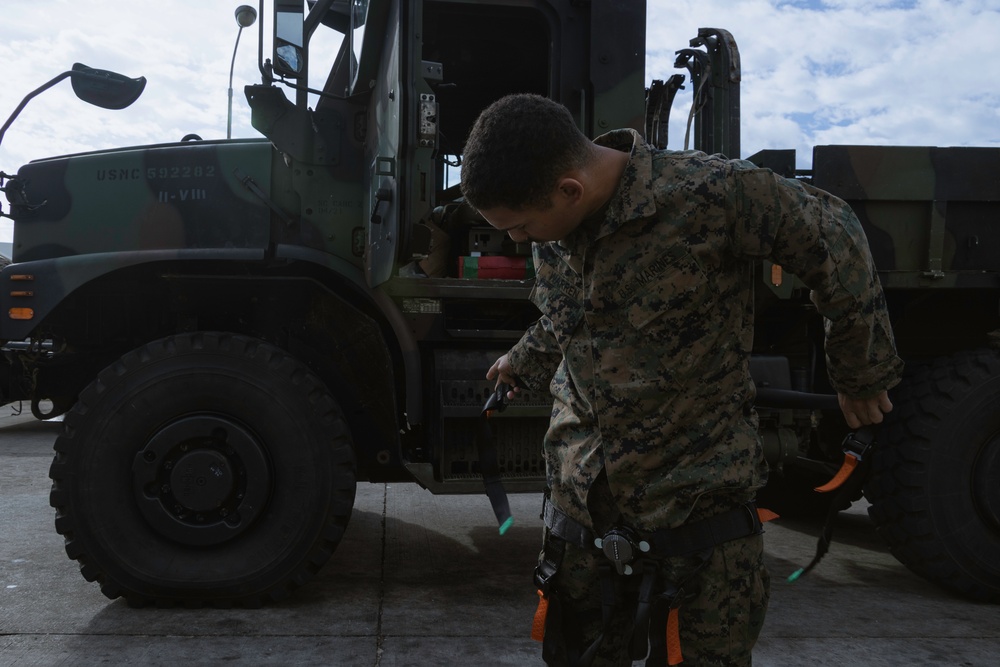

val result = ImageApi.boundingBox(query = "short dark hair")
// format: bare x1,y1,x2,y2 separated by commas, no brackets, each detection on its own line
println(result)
460,93,593,211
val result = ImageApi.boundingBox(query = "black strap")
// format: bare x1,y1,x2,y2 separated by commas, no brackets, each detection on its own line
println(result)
631,561,660,659
543,497,596,549
541,590,567,666
575,562,617,667
543,496,763,556
477,384,514,534
536,532,607,667
535,536,566,665
644,503,762,558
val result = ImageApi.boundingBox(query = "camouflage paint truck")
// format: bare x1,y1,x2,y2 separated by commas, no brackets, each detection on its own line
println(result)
0,0,996,606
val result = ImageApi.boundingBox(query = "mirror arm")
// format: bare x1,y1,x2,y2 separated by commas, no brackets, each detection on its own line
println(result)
257,0,270,83
1,68,144,150
0,71,73,149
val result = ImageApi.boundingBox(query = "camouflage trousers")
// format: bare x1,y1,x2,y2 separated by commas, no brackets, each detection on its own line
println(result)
537,531,770,667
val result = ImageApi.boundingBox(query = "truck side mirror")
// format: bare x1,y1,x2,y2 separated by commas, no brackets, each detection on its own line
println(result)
0,63,145,149
273,0,306,79
70,63,147,110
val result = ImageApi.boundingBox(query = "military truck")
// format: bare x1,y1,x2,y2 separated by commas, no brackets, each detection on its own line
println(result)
0,0,996,607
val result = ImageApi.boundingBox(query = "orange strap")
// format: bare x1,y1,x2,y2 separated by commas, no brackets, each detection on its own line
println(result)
814,453,859,493
757,507,780,523
666,606,683,665
531,589,548,642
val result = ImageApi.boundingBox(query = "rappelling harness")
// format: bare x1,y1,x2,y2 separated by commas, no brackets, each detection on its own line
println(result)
478,382,872,664
532,494,777,666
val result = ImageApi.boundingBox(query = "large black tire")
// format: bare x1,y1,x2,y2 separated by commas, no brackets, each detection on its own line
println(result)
867,349,1000,602
49,332,357,607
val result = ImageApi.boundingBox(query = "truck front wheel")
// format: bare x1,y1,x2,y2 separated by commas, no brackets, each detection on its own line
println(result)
867,348,1000,602
48,332,356,607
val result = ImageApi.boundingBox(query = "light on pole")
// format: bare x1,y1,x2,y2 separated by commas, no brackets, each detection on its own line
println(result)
228,4,258,139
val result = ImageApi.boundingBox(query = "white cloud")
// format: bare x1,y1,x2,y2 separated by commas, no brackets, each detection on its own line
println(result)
0,1,269,248
0,1,264,170
647,0,1000,165
1,0,998,249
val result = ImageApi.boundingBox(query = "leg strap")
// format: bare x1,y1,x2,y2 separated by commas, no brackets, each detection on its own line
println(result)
533,538,564,659
631,561,660,659
633,550,711,665
532,536,619,667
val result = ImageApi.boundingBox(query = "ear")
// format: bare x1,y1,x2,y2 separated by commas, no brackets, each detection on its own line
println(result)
554,176,585,205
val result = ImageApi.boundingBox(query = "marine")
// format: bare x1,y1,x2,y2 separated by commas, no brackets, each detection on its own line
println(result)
461,93,902,666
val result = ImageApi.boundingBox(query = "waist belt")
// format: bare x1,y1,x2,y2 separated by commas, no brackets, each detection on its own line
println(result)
542,496,764,557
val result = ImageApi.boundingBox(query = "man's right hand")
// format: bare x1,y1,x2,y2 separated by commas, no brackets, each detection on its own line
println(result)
838,390,893,429
486,354,521,400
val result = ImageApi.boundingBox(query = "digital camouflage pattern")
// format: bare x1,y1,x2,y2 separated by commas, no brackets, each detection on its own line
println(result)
507,128,902,662
507,128,903,532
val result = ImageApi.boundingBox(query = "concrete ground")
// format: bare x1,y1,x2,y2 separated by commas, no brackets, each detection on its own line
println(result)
2,406,999,666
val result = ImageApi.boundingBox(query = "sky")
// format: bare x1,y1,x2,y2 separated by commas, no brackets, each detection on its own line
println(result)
1,0,999,244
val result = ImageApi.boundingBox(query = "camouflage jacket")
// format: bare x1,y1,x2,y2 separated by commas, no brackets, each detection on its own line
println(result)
505,129,903,532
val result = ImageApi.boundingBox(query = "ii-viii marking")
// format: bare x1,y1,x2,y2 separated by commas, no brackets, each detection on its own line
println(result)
158,189,208,202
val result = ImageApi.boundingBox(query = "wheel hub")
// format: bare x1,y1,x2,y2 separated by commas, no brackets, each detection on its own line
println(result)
169,449,234,512
132,415,271,546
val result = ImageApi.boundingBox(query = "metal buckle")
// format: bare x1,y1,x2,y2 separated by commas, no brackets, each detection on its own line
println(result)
842,428,875,462
534,559,558,593
594,527,650,576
